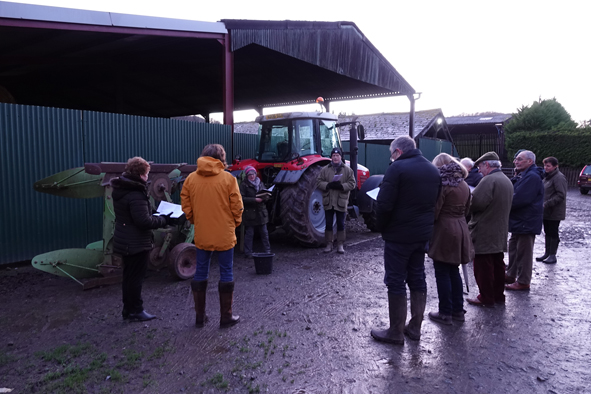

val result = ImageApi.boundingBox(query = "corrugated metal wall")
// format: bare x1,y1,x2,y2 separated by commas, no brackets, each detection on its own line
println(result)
0,103,235,264
342,139,455,176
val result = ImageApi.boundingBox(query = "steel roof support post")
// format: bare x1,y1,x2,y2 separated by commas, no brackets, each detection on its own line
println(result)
408,94,415,138
222,33,235,158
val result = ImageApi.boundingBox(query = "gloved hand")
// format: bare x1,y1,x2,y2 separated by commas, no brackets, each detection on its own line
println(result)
327,181,344,190
162,212,175,226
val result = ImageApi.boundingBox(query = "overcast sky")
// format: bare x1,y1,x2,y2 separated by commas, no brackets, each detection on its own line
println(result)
8,0,591,123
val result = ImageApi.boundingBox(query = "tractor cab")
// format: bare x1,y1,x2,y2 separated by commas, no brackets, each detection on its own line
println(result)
256,112,341,163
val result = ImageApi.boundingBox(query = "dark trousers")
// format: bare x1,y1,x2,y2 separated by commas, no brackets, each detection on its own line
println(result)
433,260,464,315
473,252,506,305
383,241,427,296
543,219,560,239
122,250,149,314
325,209,345,232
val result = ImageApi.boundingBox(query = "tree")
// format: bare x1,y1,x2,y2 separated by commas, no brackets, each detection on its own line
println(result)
505,98,577,134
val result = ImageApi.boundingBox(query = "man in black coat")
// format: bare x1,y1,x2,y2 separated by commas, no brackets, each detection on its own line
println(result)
371,136,441,345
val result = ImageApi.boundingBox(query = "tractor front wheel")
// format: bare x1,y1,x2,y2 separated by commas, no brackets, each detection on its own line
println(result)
279,165,327,247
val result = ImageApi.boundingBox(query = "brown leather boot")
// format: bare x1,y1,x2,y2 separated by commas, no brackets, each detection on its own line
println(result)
190,280,208,327
336,230,345,254
371,293,407,345
218,281,240,328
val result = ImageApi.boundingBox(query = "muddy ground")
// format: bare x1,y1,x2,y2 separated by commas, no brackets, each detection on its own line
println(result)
1,189,590,394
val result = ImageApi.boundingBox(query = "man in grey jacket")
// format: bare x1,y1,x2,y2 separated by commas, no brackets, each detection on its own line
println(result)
466,152,514,307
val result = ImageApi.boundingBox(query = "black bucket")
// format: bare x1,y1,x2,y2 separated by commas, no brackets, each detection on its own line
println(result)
252,253,274,275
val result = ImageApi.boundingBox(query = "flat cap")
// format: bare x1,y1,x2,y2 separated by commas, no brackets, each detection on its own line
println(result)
474,151,500,166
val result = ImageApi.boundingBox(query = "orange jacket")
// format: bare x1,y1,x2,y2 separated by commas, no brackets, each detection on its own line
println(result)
181,156,243,251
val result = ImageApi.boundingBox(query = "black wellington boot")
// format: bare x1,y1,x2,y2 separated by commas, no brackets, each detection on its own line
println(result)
405,291,427,340
371,293,407,345
536,234,550,261
542,237,559,264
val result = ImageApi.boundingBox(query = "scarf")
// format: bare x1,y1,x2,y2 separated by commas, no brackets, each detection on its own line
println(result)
439,162,463,187
246,175,262,192
331,161,343,173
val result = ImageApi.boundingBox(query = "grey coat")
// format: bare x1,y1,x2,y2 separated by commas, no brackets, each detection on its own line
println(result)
468,169,514,254
543,169,567,221
316,162,356,213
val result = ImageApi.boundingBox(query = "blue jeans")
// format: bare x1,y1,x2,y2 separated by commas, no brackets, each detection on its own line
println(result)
383,241,427,296
433,260,464,315
194,247,234,282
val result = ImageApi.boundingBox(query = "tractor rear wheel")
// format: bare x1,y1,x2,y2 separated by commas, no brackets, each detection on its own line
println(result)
279,165,327,247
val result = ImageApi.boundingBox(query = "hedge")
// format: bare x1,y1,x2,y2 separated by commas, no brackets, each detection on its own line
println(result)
505,128,591,167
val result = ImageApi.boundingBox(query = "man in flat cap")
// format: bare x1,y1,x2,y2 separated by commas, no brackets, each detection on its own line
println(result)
505,150,544,291
466,152,514,307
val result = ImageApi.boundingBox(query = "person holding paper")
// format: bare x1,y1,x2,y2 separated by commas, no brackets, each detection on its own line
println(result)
370,136,440,345
316,147,356,253
181,144,244,328
239,165,271,258
111,156,174,322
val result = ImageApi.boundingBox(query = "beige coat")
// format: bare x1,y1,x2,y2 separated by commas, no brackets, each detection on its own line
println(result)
428,181,474,264
543,168,567,221
316,162,356,213
468,169,514,254
181,156,243,251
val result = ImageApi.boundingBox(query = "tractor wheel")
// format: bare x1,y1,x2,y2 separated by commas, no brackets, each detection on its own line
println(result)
362,205,379,232
279,165,327,247
167,243,197,280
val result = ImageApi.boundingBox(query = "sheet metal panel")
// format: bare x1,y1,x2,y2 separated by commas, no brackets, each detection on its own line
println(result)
0,104,233,264
0,103,89,264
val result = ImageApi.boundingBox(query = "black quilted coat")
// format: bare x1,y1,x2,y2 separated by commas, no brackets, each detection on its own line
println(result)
111,173,167,255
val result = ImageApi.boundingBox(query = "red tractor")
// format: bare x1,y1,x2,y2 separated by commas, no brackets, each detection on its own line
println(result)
229,111,382,246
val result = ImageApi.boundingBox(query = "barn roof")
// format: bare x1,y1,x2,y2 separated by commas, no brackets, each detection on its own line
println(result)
234,109,451,143
0,2,415,118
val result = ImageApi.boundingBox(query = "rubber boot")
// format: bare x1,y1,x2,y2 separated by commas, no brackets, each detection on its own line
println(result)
542,237,558,264
371,293,407,345
219,281,240,328
323,232,333,253
336,230,346,254
191,280,208,327
404,291,427,340
536,234,550,261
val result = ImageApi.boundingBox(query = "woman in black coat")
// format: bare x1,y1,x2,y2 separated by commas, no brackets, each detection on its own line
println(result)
111,157,171,321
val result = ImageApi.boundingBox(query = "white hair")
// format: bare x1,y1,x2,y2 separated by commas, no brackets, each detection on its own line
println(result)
483,160,501,168
460,158,474,169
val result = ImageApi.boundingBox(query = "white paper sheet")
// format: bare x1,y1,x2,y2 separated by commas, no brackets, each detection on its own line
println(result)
154,201,184,218
367,187,380,201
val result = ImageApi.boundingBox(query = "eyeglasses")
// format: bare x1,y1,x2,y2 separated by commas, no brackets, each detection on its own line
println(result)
514,157,526,162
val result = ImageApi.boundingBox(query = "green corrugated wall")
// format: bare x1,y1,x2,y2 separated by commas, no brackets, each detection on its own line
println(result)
0,103,258,264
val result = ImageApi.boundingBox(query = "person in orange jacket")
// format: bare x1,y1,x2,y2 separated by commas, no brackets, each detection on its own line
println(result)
181,144,244,328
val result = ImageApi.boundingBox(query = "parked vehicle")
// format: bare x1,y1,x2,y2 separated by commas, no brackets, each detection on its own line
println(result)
229,111,381,246
578,164,591,195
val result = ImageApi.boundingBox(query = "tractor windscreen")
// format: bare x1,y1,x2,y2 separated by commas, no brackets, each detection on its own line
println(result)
257,123,290,162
